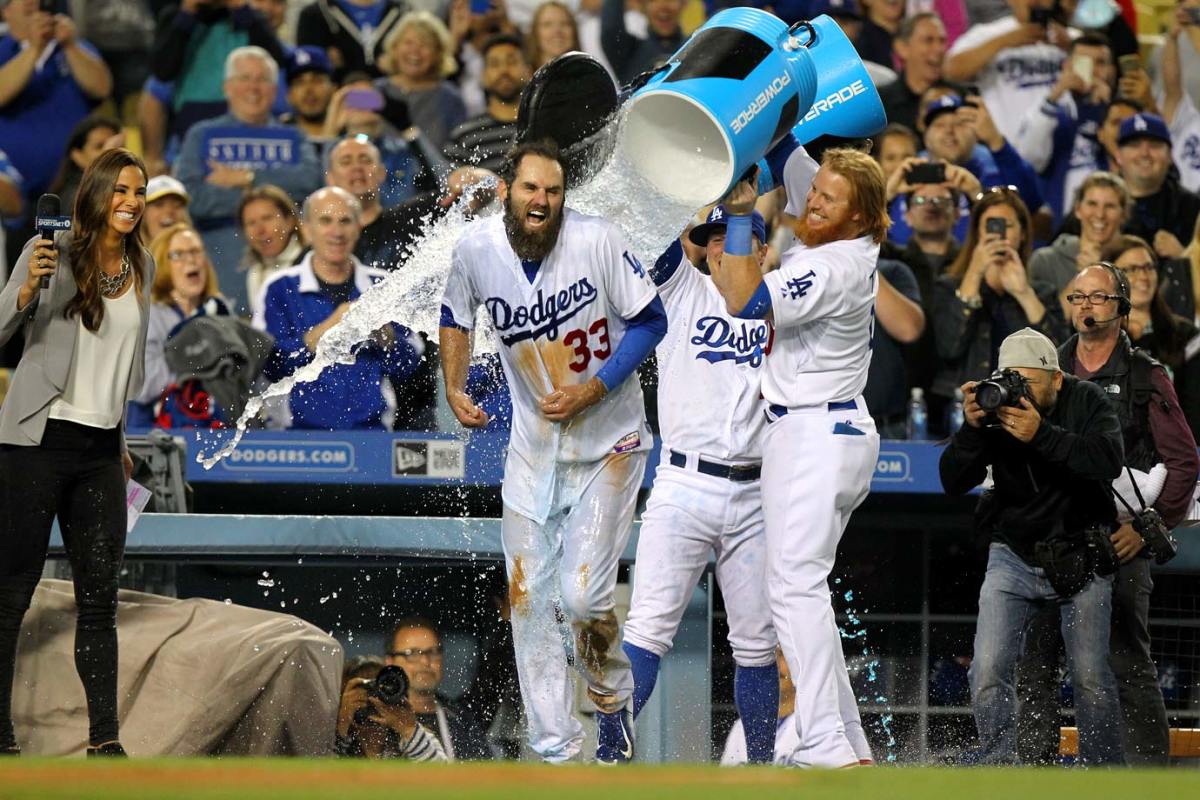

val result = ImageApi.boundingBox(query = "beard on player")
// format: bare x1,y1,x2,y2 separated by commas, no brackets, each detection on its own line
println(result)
793,203,863,248
504,190,564,261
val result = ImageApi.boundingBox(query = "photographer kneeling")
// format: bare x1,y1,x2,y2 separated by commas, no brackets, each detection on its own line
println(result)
335,661,446,761
940,328,1126,766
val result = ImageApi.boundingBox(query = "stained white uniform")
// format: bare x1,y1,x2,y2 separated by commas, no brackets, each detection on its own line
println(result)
756,149,881,768
622,246,775,670
442,209,658,763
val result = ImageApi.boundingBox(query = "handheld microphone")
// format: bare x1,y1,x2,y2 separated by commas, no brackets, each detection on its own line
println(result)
34,194,72,290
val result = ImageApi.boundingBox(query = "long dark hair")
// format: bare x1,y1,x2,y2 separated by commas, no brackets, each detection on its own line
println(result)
65,149,149,332
947,189,1032,283
49,115,121,198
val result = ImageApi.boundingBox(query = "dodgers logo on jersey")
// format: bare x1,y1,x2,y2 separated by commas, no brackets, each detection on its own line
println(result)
486,278,599,346
691,316,771,367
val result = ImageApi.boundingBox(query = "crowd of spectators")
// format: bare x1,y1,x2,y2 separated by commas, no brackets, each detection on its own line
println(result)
3,0,1200,444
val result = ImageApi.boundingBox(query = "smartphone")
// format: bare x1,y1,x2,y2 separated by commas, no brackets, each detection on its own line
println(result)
1072,54,1094,85
907,162,946,185
1029,5,1054,26
470,0,494,14
1119,54,1142,77
344,88,384,112
985,217,1008,237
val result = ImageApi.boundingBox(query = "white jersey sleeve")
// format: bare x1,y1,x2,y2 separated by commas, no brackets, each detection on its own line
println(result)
441,242,479,330
598,224,659,320
1168,91,1200,193
782,146,820,218
762,250,866,330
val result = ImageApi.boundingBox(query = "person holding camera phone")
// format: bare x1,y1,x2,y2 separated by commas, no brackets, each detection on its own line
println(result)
939,326,1125,766
1013,34,1116,224
1012,261,1198,765
335,662,448,760
887,93,1046,245
945,0,1074,150
1149,0,1200,115
929,188,1067,425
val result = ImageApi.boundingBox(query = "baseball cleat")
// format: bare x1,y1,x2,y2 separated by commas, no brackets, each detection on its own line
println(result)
595,707,634,764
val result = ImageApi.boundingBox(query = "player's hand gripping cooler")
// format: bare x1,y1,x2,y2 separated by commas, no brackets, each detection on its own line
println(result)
619,10,887,207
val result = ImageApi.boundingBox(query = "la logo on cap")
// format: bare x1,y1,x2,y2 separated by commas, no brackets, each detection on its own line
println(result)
712,206,724,220
1135,115,1148,131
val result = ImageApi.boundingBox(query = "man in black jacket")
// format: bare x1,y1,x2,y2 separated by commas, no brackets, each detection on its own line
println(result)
387,617,493,760
939,327,1125,766
1016,264,1199,765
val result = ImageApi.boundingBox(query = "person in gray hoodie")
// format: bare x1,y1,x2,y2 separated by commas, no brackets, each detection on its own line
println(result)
1029,171,1131,315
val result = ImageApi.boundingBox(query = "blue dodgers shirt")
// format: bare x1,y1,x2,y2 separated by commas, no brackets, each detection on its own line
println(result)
256,254,422,430
0,38,99,199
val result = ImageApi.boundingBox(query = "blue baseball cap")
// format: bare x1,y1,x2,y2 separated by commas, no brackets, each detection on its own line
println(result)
688,206,768,247
810,0,862,20
287,46,333,85
922,94,963,129
1118,112,1171,147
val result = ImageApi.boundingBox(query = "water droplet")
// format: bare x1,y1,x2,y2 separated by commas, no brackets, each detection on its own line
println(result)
257,578,276,588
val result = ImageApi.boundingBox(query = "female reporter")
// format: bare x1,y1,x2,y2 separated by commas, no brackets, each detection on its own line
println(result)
0,149,154,758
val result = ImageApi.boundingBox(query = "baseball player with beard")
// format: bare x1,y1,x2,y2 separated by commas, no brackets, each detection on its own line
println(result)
439,140,667,764
711,137,889,768
620,144,818,765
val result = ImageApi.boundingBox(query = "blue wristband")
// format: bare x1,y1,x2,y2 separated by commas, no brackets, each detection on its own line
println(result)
725,214,753,256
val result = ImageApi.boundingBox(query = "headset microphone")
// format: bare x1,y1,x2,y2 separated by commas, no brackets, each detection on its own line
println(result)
1083,315,1122,328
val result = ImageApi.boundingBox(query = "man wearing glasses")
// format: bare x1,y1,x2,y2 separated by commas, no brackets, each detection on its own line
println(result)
386,617,493,760
1015,263,1198,765
939,327,1125,765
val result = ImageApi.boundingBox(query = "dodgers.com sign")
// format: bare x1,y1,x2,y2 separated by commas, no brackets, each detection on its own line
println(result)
219,441,355,473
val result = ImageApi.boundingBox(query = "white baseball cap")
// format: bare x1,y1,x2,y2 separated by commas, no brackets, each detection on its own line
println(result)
998,328,1059,372
146,175,190,205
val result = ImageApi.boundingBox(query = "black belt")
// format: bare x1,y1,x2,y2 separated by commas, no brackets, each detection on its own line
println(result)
668,450,761,482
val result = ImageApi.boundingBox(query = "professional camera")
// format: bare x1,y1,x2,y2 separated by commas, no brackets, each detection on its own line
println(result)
352,665,410,727
1131,507,1179,565
976,369,1029,425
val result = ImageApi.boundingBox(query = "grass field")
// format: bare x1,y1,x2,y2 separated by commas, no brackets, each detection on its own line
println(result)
0,760,1195,800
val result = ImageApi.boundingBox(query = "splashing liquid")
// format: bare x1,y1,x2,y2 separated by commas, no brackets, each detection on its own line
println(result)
197,112,695,469
835,579,898,762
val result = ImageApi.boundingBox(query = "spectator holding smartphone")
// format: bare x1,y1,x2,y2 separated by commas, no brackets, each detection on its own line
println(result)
945,0,1073,151
1014,34,1115,224
1149,0,1200,111
886,93,1043,244
1154,10,1200,194
929,187,1066,414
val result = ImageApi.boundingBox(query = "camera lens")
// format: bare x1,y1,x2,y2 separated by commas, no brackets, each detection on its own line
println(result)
976,382,1005,412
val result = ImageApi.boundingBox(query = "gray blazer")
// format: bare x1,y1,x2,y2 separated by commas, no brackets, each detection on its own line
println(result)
0,232,155,449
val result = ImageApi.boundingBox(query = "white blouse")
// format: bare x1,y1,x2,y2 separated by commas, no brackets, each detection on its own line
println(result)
48,287,141,429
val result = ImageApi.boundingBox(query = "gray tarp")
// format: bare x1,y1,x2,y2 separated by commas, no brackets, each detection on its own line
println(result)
12,579,343,756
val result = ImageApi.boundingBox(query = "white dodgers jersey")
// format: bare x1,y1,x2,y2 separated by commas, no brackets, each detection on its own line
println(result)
655,250,770,461
442,209,659,522
760,236,879,409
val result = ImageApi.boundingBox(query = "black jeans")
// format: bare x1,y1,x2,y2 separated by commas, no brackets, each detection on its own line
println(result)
1016,557,1170,765
0,420,127,748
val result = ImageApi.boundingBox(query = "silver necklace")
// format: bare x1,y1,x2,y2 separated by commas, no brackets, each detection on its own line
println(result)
99,245,130,298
